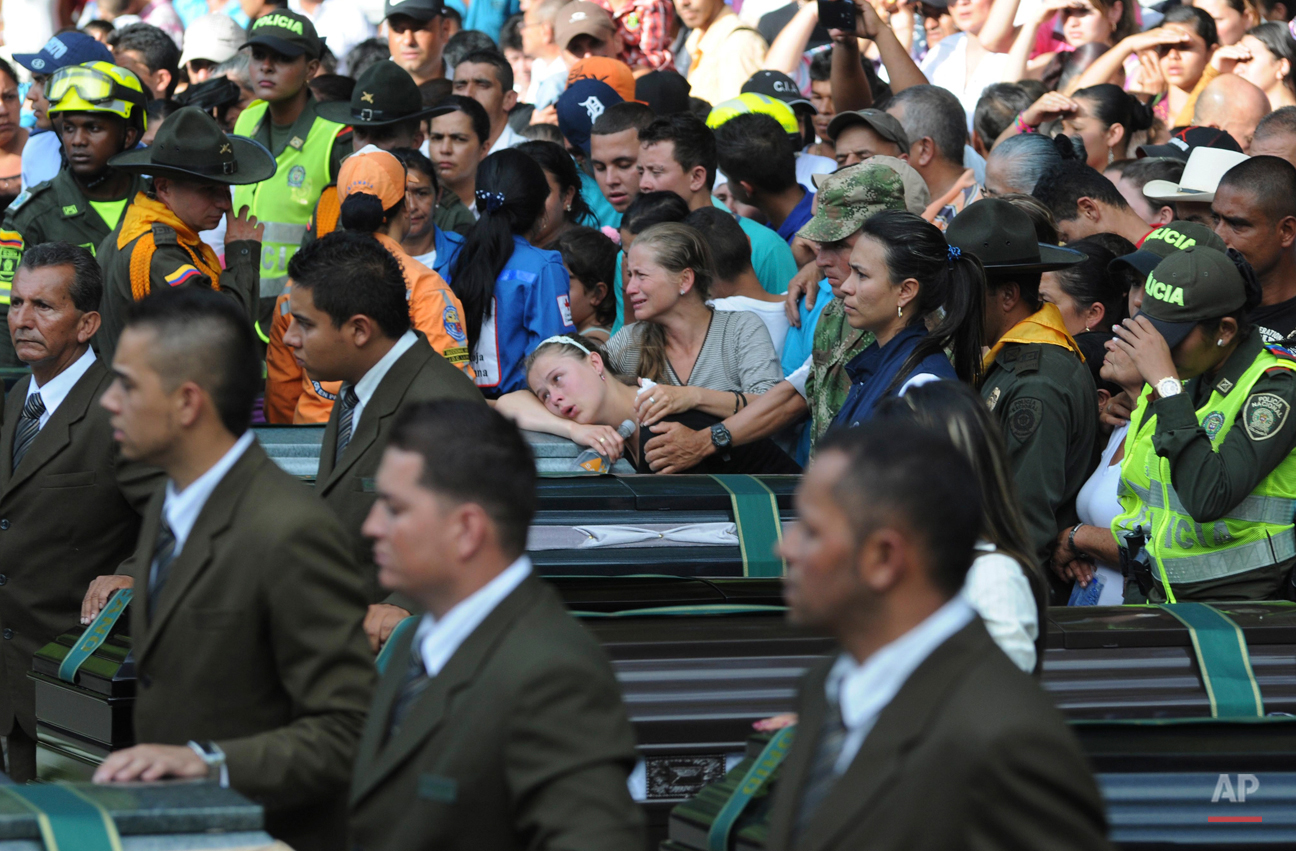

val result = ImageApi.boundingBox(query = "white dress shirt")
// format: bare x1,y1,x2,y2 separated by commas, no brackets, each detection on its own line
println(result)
960,541,1039,672
351,330,418,436
826,596,975,774
160,430,255,558
25,346,96,428
413,555,532,676
489,123,528,155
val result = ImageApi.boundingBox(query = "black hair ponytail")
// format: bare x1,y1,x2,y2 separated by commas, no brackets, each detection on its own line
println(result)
859,210,987,392
340,192,391,233
448,148,551,349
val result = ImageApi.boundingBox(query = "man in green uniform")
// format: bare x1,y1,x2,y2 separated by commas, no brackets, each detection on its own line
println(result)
231,9,352,342
0,62,148,367
96,107,275,362
947,199,1097,593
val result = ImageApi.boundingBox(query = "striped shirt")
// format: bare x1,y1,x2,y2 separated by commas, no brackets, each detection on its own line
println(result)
604,310,782,393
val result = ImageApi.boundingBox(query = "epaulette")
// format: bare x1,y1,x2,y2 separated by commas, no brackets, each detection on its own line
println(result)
1265,343,1296,363
7,188,32,211
150,223,180,246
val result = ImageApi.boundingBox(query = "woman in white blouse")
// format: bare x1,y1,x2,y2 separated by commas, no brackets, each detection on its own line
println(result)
875,381,1043,673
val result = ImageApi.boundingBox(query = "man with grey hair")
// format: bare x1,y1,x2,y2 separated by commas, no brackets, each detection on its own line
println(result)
886,85,979,230
1251,106,1296,168
0,243,157,782
522,0,569,106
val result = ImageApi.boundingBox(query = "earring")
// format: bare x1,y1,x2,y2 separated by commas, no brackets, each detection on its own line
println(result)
1085,325,1091,332
1217,339,1225,347
565,203,572,211
680,289,686,295
897,305,903,318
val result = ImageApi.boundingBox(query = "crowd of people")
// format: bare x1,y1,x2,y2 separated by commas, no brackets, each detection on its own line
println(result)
0,0,1295,845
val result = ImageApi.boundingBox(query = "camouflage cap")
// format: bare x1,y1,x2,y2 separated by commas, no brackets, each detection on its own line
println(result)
798,160,908,243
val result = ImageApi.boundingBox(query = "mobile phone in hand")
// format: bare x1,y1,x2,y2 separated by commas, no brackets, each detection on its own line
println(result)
817,0,858,31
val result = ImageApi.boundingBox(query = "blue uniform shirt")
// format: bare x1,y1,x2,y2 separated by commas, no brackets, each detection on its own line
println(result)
776,189,816,245
470,235,577,398
833,326,956,429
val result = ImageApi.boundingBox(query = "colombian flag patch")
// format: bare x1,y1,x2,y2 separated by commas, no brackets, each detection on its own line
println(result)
164,265,201,287
0,230,22,250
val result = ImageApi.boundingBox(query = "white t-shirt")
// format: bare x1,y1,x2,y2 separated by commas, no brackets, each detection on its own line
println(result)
919,33,1010,132
708,296,790,357
1073,424,1128,605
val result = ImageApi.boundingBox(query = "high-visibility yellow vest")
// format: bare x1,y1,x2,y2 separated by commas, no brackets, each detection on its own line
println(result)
1112,348,1296,602
232,101,344,306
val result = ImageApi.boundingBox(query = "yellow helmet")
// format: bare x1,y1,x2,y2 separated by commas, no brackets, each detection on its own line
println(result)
47,61,148,135
706,93,799,137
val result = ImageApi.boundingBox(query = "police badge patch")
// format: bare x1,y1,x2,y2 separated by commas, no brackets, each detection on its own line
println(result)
1007,397,1042,442
287,165,307,188
1244,393,1290,441
985,386,1001,411
1203,411,1226,441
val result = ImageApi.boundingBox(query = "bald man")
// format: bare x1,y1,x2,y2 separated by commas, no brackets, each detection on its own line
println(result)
1194,74,1272,153
1253,107,1296,168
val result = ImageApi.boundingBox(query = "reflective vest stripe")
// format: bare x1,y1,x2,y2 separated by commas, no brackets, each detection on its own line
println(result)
1125,478,1296,525
1159,528,1296,584
263,222,308,244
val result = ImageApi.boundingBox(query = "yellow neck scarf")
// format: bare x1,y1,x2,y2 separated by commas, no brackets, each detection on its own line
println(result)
117,192,223,301
983,302,1084,372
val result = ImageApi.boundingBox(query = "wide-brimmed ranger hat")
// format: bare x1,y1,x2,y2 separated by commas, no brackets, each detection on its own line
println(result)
318,60,451,126
1109,220,1227,279
946,198,1086,273
110,106,277,184
1137,245,1245,348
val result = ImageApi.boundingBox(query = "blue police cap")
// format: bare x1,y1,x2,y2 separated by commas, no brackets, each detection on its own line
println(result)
14,32,114,75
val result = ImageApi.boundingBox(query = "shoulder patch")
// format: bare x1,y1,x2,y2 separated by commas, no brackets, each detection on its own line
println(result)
8,189,31,211
0,229,23,281
1243,392,1291,441
1265,343,1296,364
164,265,202,287
1006,397,1043,442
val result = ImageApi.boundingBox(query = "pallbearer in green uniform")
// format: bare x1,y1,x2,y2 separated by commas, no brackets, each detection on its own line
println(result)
0,62,148,367
231,9,352,341
1111,246,1296,603
95,107,275,362
947,199,1098,590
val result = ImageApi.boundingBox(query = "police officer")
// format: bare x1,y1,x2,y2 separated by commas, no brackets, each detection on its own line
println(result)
96,107,274,362
947,199,1097,588
0,62,148,367
1111,246,1296,603
231,9,352,342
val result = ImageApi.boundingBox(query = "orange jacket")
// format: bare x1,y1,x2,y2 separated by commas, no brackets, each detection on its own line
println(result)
264,233,474,424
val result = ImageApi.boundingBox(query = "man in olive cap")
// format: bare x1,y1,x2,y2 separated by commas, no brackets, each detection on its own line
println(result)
96,107,275,362
644,159,916,471
826,108,910,169
946,198,1097,592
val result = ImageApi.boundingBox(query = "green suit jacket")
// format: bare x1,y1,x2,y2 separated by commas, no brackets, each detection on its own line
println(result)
764,617,1112,851
348,572,646,851
0,359,158,744
125,440,375,851
315,334,484,602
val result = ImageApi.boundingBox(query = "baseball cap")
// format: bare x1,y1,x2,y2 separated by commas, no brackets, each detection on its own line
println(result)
798,160,909,243
242,9,323,60
1138,246,1245,348
1110,220,1228,279
568,57,636,104
825,108,910,150
812,154,930,216
742,70,813,113
555,1,615,51
558,78,622,156
13,32,113,74
636,70,691,115
706,93,799,137
180,14,246,67
339,145,407,211
384,0,445,21
1142,146,1249,203
1136,125,1242,160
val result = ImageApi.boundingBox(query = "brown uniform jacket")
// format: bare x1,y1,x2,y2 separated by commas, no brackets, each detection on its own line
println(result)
348,572,646,851
315,335,484,602
124,440,374,851
0,359,158,743
764,617,1113,851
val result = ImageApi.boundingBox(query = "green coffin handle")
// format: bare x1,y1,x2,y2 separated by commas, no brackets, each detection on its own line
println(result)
58,589,133,684
710,475,787,578
0,784,124,851
1156,603,1265,718
707,725,796,851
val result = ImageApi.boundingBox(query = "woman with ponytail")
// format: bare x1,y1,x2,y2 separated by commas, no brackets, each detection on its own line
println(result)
264,146,474,423
449,147,577,397
830,211,986,430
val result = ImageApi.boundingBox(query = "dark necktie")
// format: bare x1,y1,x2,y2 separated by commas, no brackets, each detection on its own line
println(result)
146,519,178,619
386,643,430,742
793,690,849,840
11,393,45,471
335,385,359,465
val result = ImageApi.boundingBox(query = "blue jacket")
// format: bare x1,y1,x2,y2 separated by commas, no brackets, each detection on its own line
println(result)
833,326,956,429
433,226,464,284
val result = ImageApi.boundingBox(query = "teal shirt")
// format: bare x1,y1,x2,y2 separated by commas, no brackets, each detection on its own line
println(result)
711,196,797,295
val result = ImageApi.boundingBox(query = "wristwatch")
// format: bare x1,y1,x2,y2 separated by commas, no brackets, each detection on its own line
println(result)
188,740,227,784
710,423,733,462
1156,376,1183,399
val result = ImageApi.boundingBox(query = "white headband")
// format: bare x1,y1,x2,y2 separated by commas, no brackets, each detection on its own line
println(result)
539,335,592,355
